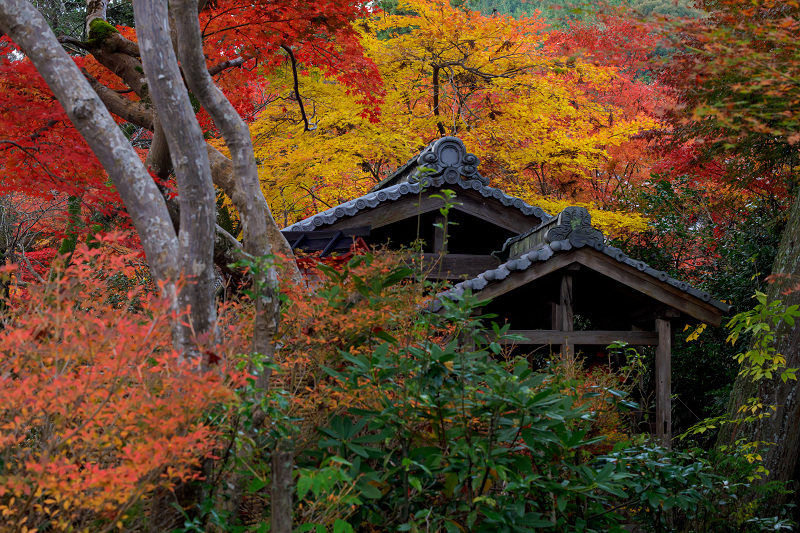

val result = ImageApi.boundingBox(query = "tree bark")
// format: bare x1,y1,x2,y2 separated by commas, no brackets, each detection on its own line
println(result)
132,0,216,356
718,192,800,509
172,0,280,378
85,0,108,33
271,450,294,533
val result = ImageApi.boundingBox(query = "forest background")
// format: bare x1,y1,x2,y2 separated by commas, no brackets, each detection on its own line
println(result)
1,0,800,531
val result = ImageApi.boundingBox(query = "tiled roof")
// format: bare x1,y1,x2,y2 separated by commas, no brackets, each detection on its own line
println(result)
437,207,733,315
286,136,552,231
284,175,552,232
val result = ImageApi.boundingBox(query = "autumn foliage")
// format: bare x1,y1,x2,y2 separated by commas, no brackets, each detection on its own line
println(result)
250,0,657,236
0,239,248,532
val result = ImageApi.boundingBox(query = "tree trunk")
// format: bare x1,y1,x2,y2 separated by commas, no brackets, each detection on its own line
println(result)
172,0,280,375
132,0,217,356
718,192,800,509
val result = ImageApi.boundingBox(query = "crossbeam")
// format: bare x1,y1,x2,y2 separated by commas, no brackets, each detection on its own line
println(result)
504,330,659,346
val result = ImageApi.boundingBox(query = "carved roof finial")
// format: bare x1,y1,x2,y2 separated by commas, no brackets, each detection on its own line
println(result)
545,206,604,249
410,136,488,185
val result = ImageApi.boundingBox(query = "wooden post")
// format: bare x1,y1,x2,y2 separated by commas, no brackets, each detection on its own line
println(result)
655,318,672,448
559,273,573,355
551,302,561,330
272,449,294,533
433,214,448,254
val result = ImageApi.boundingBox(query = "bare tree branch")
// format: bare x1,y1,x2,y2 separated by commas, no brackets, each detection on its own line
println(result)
208,56,246,76
281,45,311,132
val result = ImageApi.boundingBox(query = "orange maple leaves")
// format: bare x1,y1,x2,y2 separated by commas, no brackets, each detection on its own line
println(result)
0,239,248,532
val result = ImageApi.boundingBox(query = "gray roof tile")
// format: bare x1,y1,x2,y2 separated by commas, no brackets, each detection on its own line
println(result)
284,178,552,232
434,239,731,314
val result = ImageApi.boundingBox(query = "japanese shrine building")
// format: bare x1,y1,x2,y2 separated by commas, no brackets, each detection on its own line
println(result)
282,136,732,446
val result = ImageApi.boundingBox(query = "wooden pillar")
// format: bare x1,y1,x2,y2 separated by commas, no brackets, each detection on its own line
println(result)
655,317,672,449
271,449,293,533
559,273,573,355
433,214,448,254
550,303,561,330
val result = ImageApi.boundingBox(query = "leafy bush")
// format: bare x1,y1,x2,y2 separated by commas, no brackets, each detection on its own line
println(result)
0,238,248,532
601,445,794,533
306,291,629,532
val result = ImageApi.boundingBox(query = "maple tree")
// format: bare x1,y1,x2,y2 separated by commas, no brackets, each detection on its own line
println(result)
250,0,661,237
653,0,800,511
0,0,381,528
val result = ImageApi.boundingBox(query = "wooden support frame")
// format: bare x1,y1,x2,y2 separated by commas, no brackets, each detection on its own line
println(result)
559,273,573,354
579,248,724,326
655,317,673,448
467,248,725,327
504,330,659,346
433,214,448,254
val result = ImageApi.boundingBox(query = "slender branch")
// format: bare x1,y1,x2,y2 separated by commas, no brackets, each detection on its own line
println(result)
207,56,247,76
0,121,58,152
215,223,242,250
281,45,311,132
28,119,58,142
58,34,90,50
19,244,45,284
0,140,61,179
432,64,445,136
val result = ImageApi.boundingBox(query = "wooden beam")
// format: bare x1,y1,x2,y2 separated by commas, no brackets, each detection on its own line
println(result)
655,318,672,449
550,302,560,330
326,194,440,230
468,253,576,301
560,273,573,354
453,190,539,233
560,273,573,332
504,330,659,345
415,253,499,280
433,214,448,253
576,248,725,326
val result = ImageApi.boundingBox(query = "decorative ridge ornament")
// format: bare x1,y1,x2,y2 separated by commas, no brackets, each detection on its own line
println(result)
545,206,604,248
502,206,604,260
409,136,489,185
371,136,489,191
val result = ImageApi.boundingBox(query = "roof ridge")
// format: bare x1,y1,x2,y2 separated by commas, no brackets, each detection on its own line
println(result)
437,239,732,315
284,176,552,232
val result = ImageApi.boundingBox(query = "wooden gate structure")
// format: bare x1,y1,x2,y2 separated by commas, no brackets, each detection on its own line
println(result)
283,137,732,447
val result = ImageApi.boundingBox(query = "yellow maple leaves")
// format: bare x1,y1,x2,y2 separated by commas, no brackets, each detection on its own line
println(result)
250,0,656,237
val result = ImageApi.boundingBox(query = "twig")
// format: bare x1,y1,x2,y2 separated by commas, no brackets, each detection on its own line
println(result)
215,223,243,250
281,45,311,132
0,140,61,180
19,244,46,285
